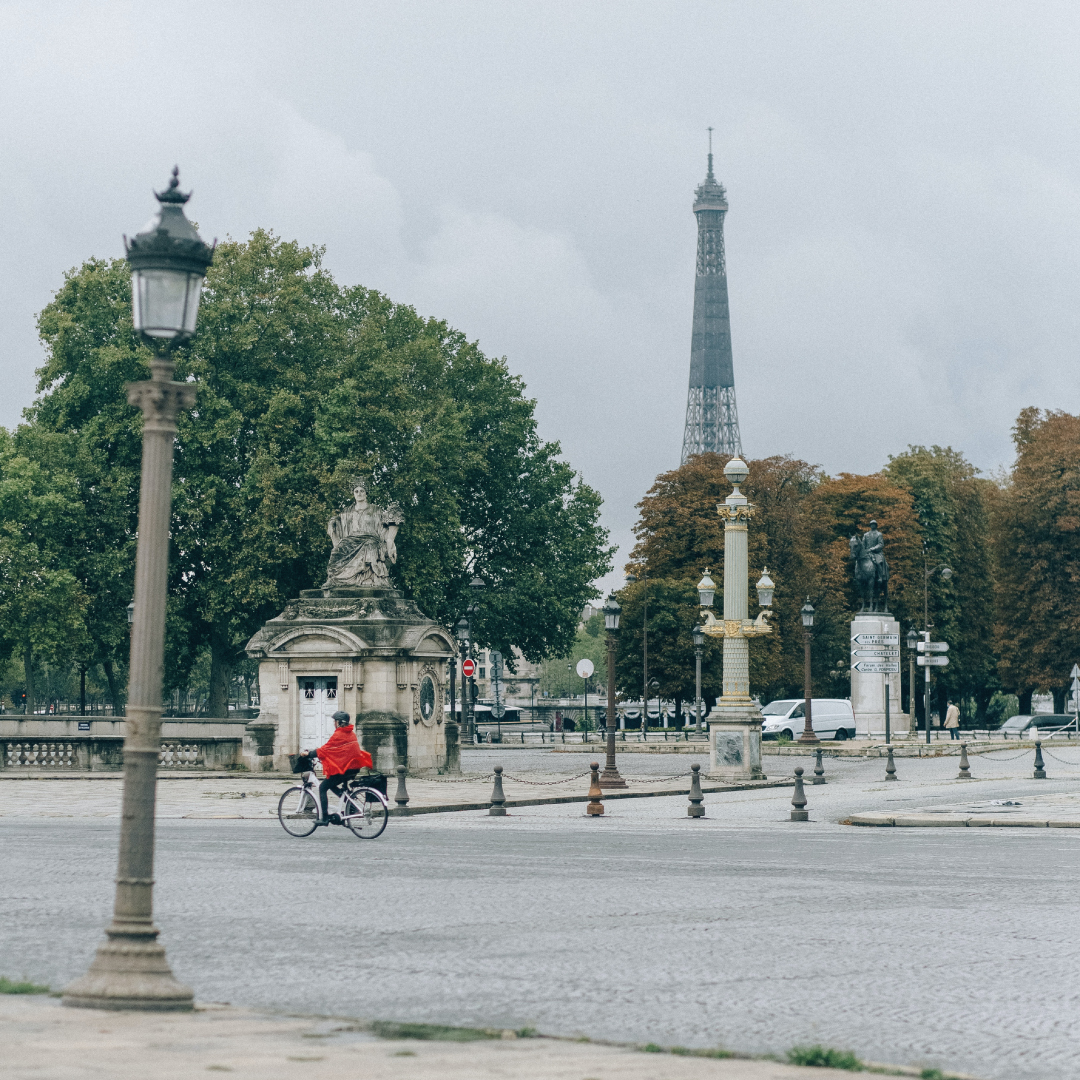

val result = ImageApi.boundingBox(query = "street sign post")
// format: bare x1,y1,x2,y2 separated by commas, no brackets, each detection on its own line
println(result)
917,656,949,667
917,641,949,653
852,633,900,646
853,648,900,658
461,658,476,678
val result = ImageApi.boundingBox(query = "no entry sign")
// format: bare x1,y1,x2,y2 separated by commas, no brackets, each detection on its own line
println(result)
461,659,476,678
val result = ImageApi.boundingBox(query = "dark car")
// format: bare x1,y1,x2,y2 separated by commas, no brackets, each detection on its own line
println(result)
999,713,1077,736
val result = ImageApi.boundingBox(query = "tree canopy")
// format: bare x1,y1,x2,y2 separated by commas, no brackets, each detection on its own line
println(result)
18,230,611,713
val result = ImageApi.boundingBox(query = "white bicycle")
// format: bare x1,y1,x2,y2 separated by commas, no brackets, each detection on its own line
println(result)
277,753,389,839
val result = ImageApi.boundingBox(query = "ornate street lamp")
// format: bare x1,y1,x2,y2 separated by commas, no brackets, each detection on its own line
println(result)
798,599,819,744
906,627,919,733
756,568,774,608
599,594,626,788
692,624,705,734
697,569,716,609
64,169,214,1012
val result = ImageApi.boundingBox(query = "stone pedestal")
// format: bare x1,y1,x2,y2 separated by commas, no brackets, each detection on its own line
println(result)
850,613,904,738
245,587,458,774
707,704,765,782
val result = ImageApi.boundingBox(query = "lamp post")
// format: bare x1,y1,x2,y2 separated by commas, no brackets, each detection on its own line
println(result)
599,594,626,787
906,627,919,735
692,624,704,734
455,616,471,743
64,169,213,1011
921,543,953,744
798,599,819,744
626,569,649,736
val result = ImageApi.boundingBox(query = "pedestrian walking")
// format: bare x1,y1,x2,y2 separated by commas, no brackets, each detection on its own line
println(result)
945,700,960,740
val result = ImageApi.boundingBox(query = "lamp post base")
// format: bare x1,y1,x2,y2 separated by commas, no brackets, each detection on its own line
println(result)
62,922,193,1012
598,768,627,789
797,731,820,745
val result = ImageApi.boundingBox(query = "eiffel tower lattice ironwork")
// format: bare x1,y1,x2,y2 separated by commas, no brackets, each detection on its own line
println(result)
681,133,743,463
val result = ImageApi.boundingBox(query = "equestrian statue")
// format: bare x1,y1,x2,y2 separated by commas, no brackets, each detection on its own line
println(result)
849,519,889,613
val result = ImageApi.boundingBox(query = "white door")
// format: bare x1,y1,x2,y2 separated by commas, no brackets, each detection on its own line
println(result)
298,677,338,749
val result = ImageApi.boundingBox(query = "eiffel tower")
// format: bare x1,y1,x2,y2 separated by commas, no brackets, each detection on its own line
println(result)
680,132,743,463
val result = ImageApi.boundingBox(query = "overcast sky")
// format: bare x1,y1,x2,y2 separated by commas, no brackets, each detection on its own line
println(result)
3,1,1080,590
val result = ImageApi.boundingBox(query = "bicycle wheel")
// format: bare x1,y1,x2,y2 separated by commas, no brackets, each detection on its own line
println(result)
278,786,319,837
343,787,388,839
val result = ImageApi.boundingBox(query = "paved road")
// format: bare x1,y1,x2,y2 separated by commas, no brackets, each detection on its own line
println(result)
3,752,1080,1080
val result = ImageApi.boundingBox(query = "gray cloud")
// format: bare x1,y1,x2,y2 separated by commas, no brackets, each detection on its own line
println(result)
3,0,1079,592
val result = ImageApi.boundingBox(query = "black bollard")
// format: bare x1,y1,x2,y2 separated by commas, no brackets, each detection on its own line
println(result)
586,762,604,816
1034,741,1047,780
687,763,705,818
957,743,971,780
489,764,507,815
885,746,897,781
812,747,826,785
790,767,808,821
395,765,410,807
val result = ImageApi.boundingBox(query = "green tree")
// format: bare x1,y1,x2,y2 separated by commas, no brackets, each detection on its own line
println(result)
0,430,88,712
28,233,611,713
885,446,997,723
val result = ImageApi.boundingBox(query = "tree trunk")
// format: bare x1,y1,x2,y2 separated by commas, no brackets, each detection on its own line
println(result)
23,644,35,715
674,695,683,727
1018,688,1034,715
975,687,992,727
1053,686,1068,713
208,639,233,719
102,659,124,716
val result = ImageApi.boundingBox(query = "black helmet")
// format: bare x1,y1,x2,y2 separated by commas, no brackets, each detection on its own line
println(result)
331,710,351,726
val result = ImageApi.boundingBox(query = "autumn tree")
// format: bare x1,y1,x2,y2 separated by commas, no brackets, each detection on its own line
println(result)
992,408,1080,711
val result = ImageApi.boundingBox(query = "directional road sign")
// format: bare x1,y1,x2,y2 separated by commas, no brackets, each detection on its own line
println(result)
852,634,900,646
853,648,900,658
917,641,949,653
917,655,949,667
853,661,900,673
576,658,595,679
461,658,476,678
1072,663,1080,679
492,700,505,719
490,650,503,678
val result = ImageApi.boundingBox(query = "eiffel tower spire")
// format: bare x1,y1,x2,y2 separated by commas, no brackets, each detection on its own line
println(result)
681,133,742,463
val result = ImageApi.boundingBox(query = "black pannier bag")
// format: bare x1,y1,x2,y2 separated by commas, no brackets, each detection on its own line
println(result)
289,752,315,774
355,771,387,799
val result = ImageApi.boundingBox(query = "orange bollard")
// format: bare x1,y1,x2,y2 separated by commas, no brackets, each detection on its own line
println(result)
586,761,604,816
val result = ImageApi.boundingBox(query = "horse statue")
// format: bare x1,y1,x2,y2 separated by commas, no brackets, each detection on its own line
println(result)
849,522,889,612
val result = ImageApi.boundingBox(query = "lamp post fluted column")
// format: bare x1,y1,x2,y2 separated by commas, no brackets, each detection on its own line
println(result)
798,599,819,744
599,593,626,788
64,169,212,1012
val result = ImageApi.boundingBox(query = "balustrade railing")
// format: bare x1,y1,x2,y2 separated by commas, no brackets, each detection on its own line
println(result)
5,741,79,768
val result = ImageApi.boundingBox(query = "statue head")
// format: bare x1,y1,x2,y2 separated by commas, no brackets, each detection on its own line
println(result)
351,478,369,507
868,519,878,531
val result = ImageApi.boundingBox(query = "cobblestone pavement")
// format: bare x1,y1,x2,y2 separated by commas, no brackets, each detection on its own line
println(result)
2,996,890,1080
3,752,1080,1080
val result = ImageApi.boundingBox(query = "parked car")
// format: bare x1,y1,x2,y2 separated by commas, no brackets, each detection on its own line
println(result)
998,713,1077,736
761,698,857,741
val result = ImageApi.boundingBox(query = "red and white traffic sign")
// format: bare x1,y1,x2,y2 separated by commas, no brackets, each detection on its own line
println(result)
461,659,476,678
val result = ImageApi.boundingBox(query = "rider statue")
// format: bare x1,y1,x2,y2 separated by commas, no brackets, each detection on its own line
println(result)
850,519,890,612
322,479,405,590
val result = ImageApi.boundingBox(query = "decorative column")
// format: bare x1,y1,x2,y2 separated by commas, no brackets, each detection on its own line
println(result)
599,594,626,788
701,458,772,781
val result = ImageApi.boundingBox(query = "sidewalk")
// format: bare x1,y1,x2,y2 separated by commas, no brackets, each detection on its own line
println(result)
0,772,788,819
1,996,971,1080
850,790,1080,828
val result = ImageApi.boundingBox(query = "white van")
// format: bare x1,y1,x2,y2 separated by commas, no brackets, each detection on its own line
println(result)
760,699,856,741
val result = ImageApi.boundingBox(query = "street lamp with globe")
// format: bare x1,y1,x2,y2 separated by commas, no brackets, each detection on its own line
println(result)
599,594,626,787
64,169,214,1012
692,624,705,733
798,599,819,744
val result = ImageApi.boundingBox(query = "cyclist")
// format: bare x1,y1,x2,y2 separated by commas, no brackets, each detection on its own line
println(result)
306,711,372,825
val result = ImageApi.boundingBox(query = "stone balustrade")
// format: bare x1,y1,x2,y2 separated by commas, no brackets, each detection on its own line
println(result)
1,734,243,772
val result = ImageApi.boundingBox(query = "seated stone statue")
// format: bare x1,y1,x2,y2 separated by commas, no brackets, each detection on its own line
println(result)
322,479,404,590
